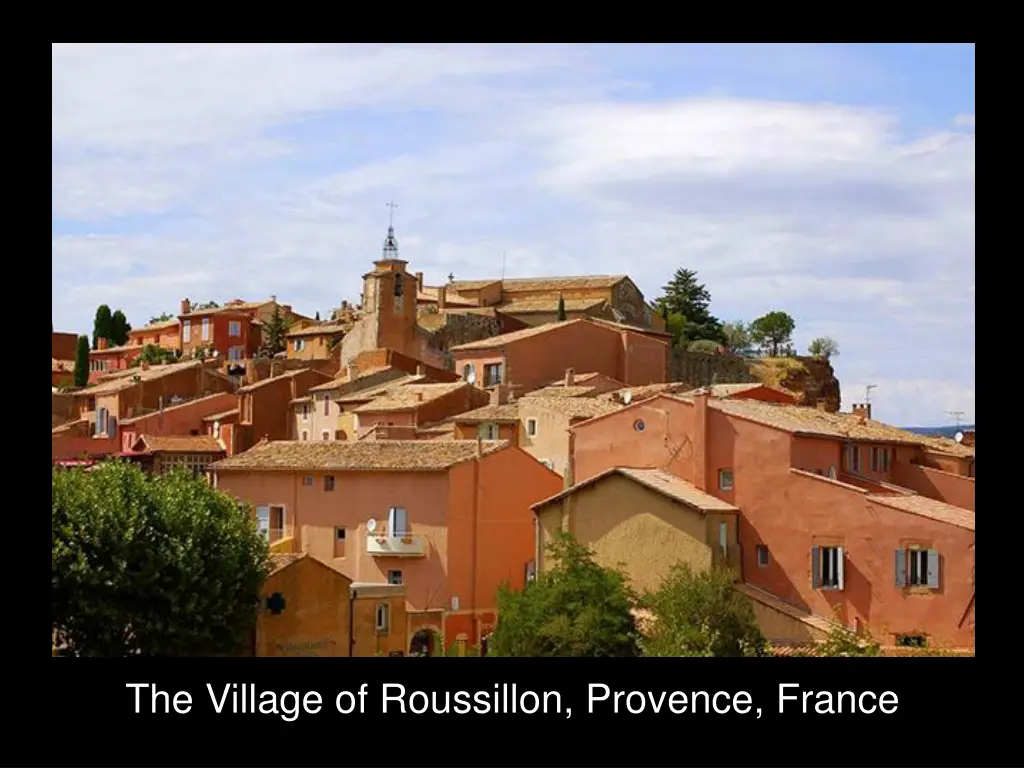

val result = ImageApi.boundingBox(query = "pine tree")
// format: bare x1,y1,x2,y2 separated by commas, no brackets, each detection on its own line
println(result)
556,294,566,322
260,305,291,357
73,335,90,387
92,305,112,350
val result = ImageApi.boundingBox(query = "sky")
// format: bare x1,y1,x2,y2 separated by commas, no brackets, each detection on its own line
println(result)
51,43,975,428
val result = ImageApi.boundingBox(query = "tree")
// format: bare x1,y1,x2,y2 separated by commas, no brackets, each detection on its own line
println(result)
813,611,880,657
92,305,112,350
556,294,567,322
488,531,641,657
656,269,725,347
259,305,291,357
688,339,721,354
722,321,754,356
131,343,177,367
640,564,767,657
807,337,839,360
73,335,90,387
149,312,175,325
52,461,270,656
749,311,796,357
109,310,131,347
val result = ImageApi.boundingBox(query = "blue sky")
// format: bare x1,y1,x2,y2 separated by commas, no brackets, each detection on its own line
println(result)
51,43,975,427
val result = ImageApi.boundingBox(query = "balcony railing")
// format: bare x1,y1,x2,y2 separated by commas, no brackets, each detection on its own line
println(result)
365,527,426,557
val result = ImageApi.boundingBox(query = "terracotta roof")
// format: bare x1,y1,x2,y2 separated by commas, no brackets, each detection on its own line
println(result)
306,365,393,394
454,404,521,423
352,382,468,413
335,375,426,404
533,466,739,513
446,279,503,291
237,368,328,393
135,435,226,453
450,319,580,352
130,319,179,334
705,398,975,457
120,392,236,425
498,297,607,314
450,275,626,292
523,396,623,420
417,420,458,437
268,552,306,575
545,372,603,386
78,360,212,395
524,385,597,398
285,323,349,338
602,382,692,403
202,408,240,422
867,493,975,531
211,439,508,472
735,583,837,635
90,343,140,355
181,299,273,319
52,358,75,372
587,317,673,337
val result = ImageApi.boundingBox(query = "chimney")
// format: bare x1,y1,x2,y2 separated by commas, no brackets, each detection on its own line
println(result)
489,385,508,406
852,403,872,421
438,286,447,311
97,337,108,351
346,364,359,381
564,367,575,387
271,295,277,304
341,300,349,310
180,298,191,315
416,364,425,376
476,435,484,456
692,387,710,492
415,271,424,290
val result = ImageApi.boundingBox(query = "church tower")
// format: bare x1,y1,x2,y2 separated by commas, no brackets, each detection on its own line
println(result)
359,203,418,354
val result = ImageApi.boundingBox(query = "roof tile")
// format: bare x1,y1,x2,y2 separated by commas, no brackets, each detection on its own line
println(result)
352,382,468,413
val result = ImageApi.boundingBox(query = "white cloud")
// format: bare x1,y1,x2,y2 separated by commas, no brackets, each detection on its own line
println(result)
51,44,974,427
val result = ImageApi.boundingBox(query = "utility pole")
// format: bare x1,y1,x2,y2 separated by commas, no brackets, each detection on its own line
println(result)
947,410,965,428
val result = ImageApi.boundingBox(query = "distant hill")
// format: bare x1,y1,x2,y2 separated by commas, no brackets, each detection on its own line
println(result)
902,424,975,439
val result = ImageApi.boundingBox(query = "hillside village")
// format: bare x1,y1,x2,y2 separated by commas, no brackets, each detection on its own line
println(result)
51,223,976,657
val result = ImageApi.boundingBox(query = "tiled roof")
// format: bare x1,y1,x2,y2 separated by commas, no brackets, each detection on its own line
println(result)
453,404,521,422
52,358,75,372
735,583,837,635
523,396,623,420
237,368,325,393
130,319,179,333
545,372,602,386
707,398,975,457
335,375,426,404
587,317,673,337
285,323,349,338
181,299,272,319
449,275,627,292
211,439,508,472
450,319,580,352
533,466,739,513
120,392,235,425
866,493,975,531
445,279,502,291
498,297,607,314
602,382,692,403
524,385,597,398
352,382,467,413
269,552,306,575
202,408,240,422
91,343,140,355
307,365,392,393
78,360,210,395
136,435,226,453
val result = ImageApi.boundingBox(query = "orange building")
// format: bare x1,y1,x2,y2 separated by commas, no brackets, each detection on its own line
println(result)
178,297,314,365
235,368,335,452
128,318,181,350
87,338,144,382
52,331,78,361
285,323,347,361
349,382,490,441
212,439,563,652
451,317,669,395
566,391,976,648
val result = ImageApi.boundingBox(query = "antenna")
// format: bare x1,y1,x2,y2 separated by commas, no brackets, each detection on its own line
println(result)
865,384,877,404
386,201,398,228
947,410,965,428
501,250,507,280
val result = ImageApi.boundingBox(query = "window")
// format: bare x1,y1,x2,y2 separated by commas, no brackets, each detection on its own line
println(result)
870,446,880,472
228,321,241,337
294,339,305,352
718,469,734,491
375,603,390,633
479,422,499,440
228,346,245,361
334,527,346,558
323,394,330,416
483,363,502,387
811,545,845,590
526,418,538,437
322,431,331,441
324,475,335,491
718,521,728,557
896,634,927,648
301,430,309,441
302,476,313,486
881,448,891,473
756,545,770,567
633,419,645,432
301,403,310,422
201,317,210,341
845,444,860,474
895,548,940,589
387,570,403,585
388,506,409,537
393,273,404,297
182,320,191,342
462,364,476,384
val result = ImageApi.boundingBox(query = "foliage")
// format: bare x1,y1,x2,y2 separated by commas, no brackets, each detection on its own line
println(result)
807,336,839,360
109,310,131,347
73,335,90,387
131,344,178,367
149,312,175,325
687,339,721,354
193,301,220,311
656,268,725,347
556,294,567,322
92,305,112,350
488,531,641,657
722,321,754,356
260,305,291,357
749,311,796,357
52,462,270,656
640,564,768,657
815,615,880,657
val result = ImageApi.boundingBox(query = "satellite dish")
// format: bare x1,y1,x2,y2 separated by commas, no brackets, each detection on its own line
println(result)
212,349,219,357
954,431,965,444
622,390,633,405
366,518,377,533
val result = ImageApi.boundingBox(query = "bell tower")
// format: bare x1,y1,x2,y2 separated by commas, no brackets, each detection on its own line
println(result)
360,202,418,354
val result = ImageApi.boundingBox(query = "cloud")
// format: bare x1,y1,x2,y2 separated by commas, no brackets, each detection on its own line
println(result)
953,113,975,127
51,44,974,427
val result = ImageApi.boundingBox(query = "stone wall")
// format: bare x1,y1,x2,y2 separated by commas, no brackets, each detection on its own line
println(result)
670,350,758,387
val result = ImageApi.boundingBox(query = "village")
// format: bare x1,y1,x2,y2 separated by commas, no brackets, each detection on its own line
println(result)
51,221,976,658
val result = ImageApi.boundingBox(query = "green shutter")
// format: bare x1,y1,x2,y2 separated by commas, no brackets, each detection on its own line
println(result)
926,549,941,589
836,547,845,591
811,546,822,589
895,549,907,587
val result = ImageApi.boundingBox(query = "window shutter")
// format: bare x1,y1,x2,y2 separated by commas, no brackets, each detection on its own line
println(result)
836,547,845,591
926,549,941,589
810,546,822,589
107,415,118,439
894,549,907,587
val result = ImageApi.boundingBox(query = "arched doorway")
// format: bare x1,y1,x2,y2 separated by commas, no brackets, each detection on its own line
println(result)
409,628,440,657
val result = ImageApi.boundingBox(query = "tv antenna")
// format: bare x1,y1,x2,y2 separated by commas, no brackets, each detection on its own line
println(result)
865,384,877,404
947,410,965,428
386,201,398,227
501,250,507,280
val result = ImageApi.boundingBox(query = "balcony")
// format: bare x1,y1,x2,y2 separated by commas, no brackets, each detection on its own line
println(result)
366,529,427,557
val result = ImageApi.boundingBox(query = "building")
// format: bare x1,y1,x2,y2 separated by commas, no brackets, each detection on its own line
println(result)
299,369,426,444
211,439,563,651
178,297,313,365
87,338,144,382
52,359,75,388
349,382,490,441
254,553,408,657
52,331,78,361
451,317,669,395
427,275,662,330
128,318,181,350
566,390,976,648
532,467,740,595
285,323,348,361
236,369,335,452
121,434,227,476
525,370,627,399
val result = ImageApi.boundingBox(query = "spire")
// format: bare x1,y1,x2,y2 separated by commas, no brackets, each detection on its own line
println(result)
383,202,399,260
